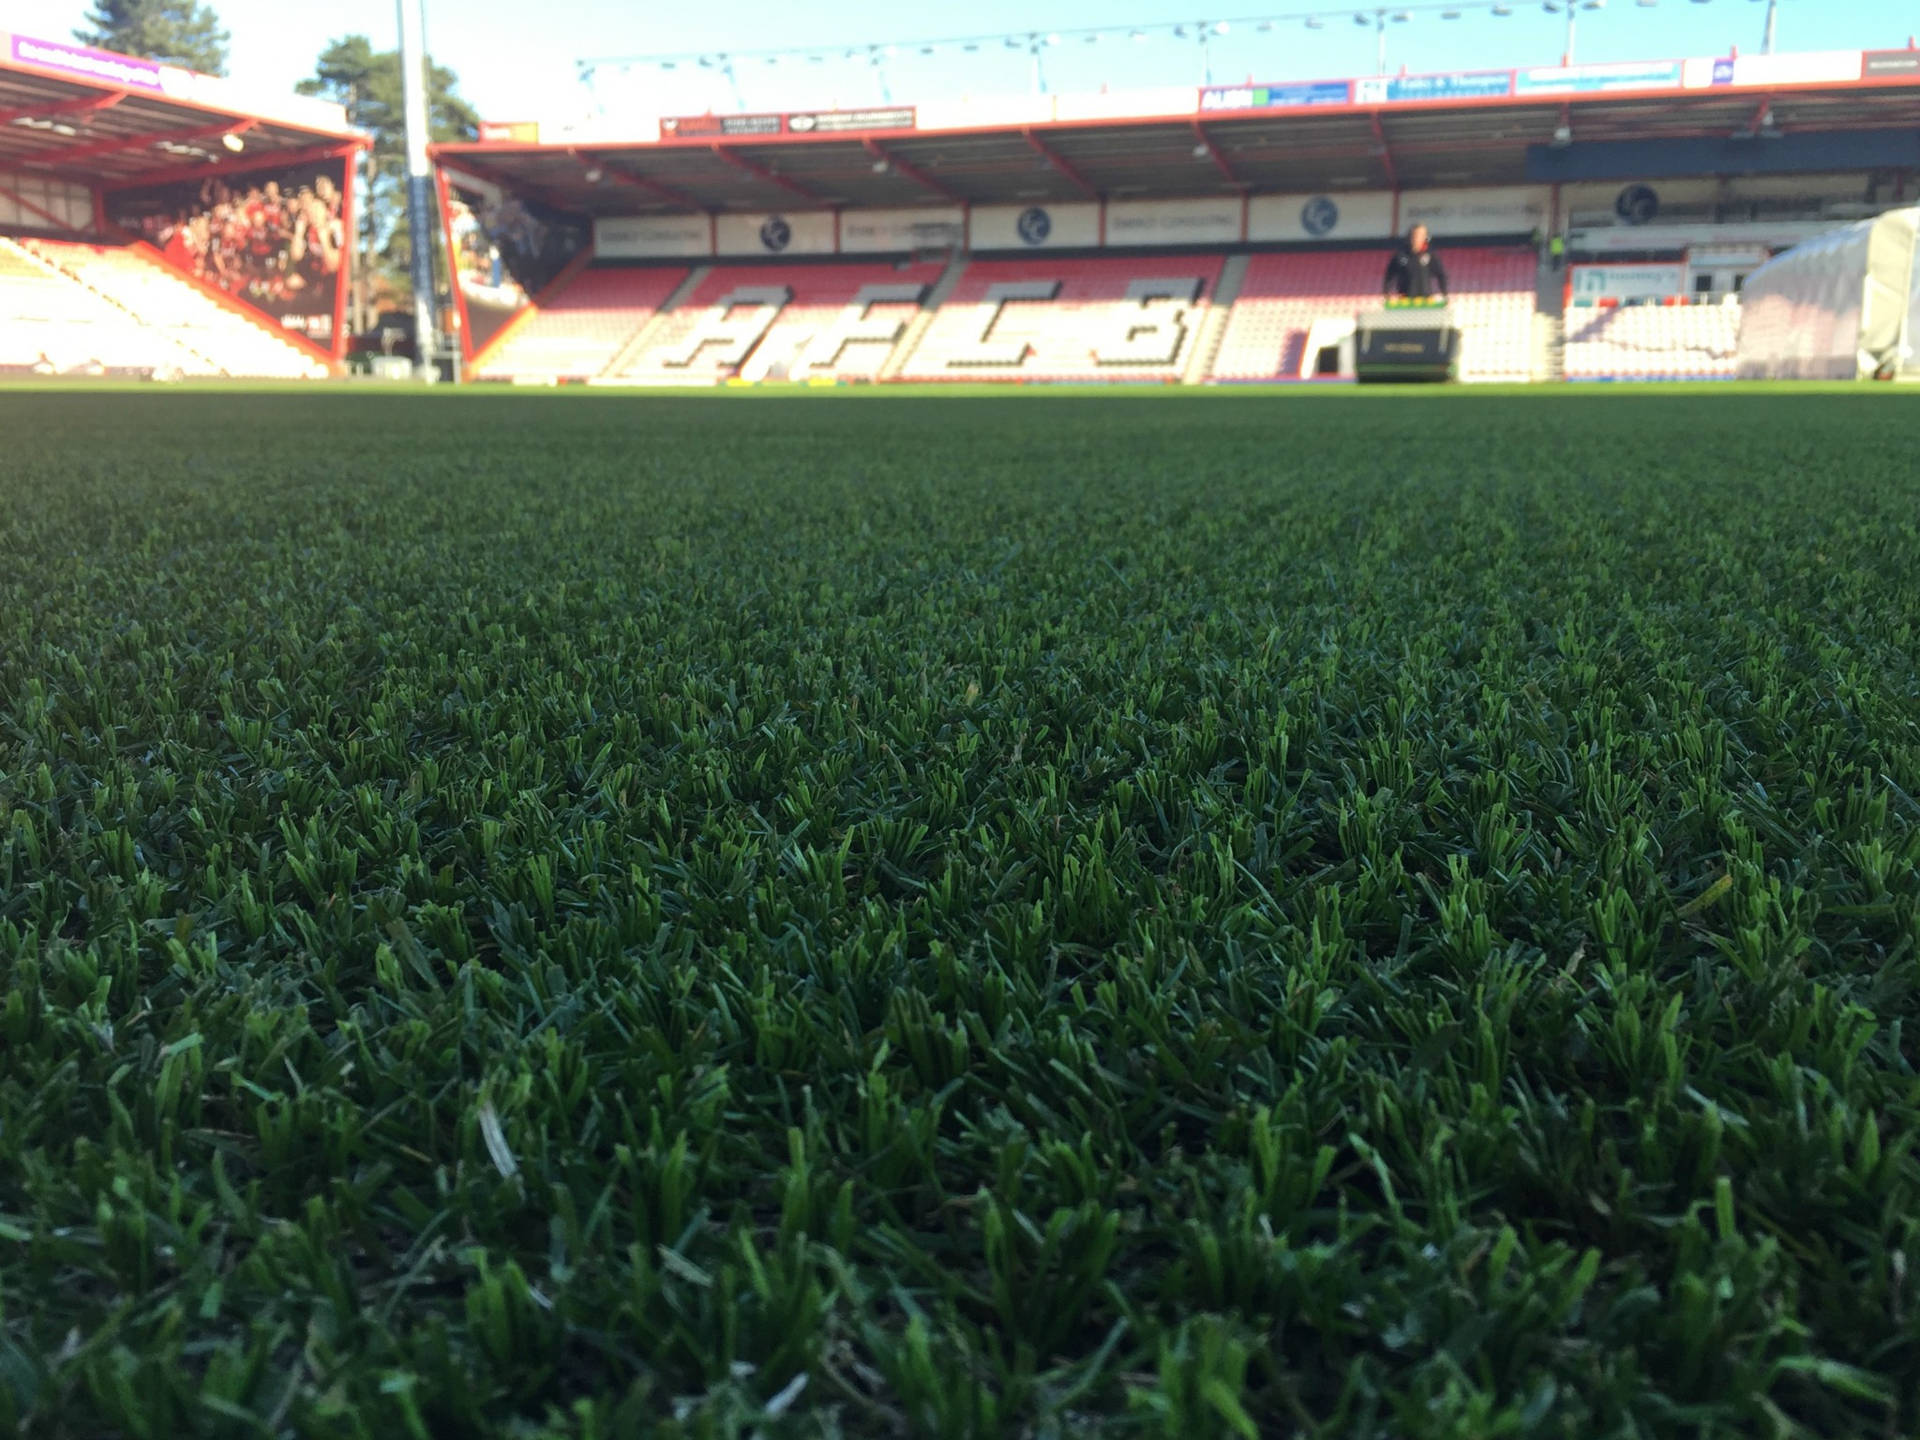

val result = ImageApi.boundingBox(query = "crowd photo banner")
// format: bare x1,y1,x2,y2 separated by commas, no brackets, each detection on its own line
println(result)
107,156,352,352
443,167,589,357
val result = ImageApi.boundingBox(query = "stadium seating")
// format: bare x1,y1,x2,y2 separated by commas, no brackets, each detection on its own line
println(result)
1210,249,1388,380
1442,248,1538,384
4,237,329,379
1210,246,1536,382
1564,302,1740,381
471,265,691,382
604,262,947,385
894,256,1225,382
0,236,208,377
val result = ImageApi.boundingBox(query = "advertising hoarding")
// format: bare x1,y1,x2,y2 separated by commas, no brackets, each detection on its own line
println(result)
662,113,784,138
7,32,164,91
1246,191,1394,243
1105,197,1241,247
840,206,964,253
594,214,711,259
1570,263,1687,303
1515,61,1683,96
970,202,1101,250
1399,186,1549,237
106,156,350,350
479,121,541,144
1863,50,1920,79
715,211,835,256
1201,79,1351,112
1354,71,1512,104
785,107,914,133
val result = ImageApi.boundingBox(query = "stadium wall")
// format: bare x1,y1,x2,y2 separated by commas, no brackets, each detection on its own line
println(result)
587,187,1550,262
0,172,93,235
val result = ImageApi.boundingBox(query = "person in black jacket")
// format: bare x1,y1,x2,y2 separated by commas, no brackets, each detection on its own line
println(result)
1383,224,1450,301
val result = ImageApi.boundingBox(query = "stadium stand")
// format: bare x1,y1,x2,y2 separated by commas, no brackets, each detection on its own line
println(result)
1210,246,1536,382
1444,248,1538,384
2,237,330,379
1564,302,1741,381
1210,250,1388,381
894,255,1225,382
471,265,691,382
603,262,948,385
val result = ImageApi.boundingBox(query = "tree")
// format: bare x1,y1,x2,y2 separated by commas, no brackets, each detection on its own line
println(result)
297,36,480,326
76,0,229,75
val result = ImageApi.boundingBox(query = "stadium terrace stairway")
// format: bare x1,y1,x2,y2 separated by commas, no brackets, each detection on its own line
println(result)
14,239,330,380
1564,302,1741,381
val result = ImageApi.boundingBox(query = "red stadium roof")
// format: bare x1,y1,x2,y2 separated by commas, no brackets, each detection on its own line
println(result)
434,53,1920,216
0,30,361,190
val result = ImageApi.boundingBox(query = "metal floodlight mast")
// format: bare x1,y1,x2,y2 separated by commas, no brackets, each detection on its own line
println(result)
399,0,437,380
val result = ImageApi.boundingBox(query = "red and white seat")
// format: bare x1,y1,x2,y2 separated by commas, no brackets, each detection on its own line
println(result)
895,256,1224,382
605,261,946,385
1565,302,1740,380
472,266,689,382
8,237,327,378
1211,247,1535,382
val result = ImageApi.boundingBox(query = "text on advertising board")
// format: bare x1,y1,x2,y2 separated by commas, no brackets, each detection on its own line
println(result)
1200,79,1350,111
1354,71,1512,104
9,33,165,90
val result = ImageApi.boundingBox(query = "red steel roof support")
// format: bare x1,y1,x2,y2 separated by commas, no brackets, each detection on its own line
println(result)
1020,126,1099,200
569,149,708,211
33,116,256,167
1368,111,1398,190
1190,119,1241,186
862,138,963,204
0,91,127,128
105,139,364,190
709,143,824,203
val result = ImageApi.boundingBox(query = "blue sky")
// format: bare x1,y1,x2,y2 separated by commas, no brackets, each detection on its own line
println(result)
5,0,1914,125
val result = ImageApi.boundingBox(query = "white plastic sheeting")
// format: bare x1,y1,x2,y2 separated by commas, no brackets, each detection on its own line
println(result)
1737,208,1918,380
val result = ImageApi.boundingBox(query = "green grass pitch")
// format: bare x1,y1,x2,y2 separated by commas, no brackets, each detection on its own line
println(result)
2,386,1918,1438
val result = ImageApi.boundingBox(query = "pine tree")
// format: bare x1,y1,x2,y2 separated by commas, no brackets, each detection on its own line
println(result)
76,0,230,76
298,37,480,321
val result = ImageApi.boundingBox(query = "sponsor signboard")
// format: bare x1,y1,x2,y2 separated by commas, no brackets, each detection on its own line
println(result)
1200,79,1351,112
662,113,784,139
785,106,915,133
1864,49,1920,79
479,121,541,144
715,210,834,256
7,32,164,91
1571,263,1686,303
1729,51,1865,87
917,93,1054,131
594,214,711,259
663,108,915,139
840,206,964,252
1514,61,1683,96
1354,70,1512,105
1104,197,1242,247
1056,87,1197,121
1688,243,1769,269
1246,191,1394,243
970,202,1100,250
1399,185,1549,237
106,156,351,351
